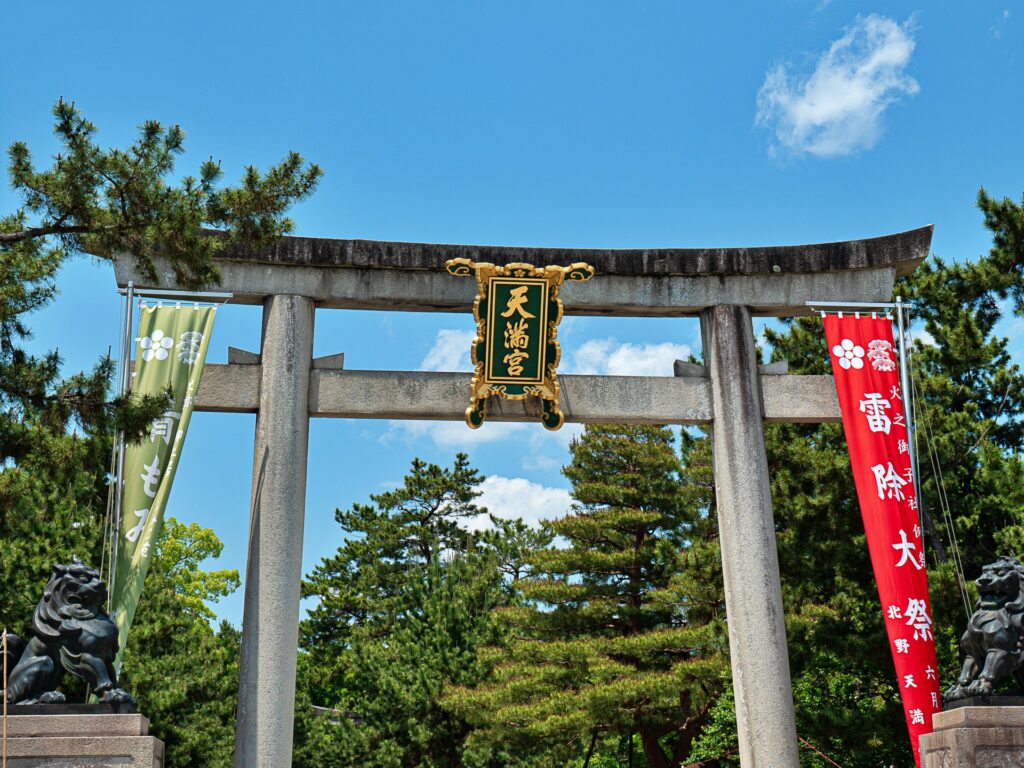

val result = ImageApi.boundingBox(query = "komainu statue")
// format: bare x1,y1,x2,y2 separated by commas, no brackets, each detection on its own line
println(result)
3,558,135,706
945,555,1024,701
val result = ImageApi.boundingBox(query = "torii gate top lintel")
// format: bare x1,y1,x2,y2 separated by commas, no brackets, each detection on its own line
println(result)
107,224,932,768
112,225,931,317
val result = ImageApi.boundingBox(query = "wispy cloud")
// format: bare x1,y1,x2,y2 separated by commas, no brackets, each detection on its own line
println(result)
756,14,919,158
418,328,474,372
466,475,573,531
568,339,691,376
991,9,1011,40
521,422,583,471
382,418,528,449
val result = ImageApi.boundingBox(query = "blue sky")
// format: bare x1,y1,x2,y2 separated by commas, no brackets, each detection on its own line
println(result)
2,1,1021,626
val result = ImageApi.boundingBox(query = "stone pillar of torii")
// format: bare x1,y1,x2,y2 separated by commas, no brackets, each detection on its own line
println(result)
112,225,931,768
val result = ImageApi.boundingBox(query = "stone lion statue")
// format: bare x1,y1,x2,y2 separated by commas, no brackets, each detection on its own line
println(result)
3,558,135,706
945,555,1024,701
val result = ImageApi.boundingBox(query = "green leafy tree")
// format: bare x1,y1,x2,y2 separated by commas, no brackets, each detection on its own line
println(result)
297,454,524,768
689,192,1024,767
120,517,240,768
1,100,320,635
446,425,727,768
0,103,316,764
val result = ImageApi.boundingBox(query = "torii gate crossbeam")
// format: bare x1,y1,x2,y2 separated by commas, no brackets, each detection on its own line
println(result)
112,225,931,768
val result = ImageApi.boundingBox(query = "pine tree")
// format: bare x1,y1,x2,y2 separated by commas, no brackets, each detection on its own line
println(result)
2,99,321,288
297,454,521,767
0,103,313,755
445,425,727,768
688,192,1024,767
0,101,321,633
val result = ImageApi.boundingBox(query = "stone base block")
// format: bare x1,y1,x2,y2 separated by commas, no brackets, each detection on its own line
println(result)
920,706,1024,767
2,713,164,767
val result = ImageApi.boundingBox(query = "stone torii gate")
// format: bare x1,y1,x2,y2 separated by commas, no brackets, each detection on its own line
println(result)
113,225,930,768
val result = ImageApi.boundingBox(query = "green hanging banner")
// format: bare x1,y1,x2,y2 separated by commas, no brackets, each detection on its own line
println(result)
111,304,215,662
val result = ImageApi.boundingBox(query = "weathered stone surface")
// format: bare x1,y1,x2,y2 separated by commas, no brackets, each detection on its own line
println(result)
312,352,345,370
191,364,840,423
920,706,1024,767
147,225,932,276
309,370,713,424
192,363,259,413
702,304,800,767
4,713,149,737
4,713,162,767
227,346,260,365
233,295,314,768
946,695,1024,711
114,257,904,317
111,227,931,316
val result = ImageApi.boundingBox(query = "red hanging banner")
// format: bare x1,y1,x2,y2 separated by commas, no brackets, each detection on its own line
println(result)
823,314,940,767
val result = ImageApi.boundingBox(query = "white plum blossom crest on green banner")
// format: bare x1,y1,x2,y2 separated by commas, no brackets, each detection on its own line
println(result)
139,329,173,361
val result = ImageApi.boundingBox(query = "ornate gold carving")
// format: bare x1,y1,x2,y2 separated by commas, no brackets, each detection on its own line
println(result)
445,259,595,430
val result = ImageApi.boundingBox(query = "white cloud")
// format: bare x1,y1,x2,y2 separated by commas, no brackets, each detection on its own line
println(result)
521,422,583,471
569,339,691,376
756,15,919,158
466,475,573,531
392,331,682,459
382,419,528,450
991,9,1011,39
384,328,489,448
418,328,474,372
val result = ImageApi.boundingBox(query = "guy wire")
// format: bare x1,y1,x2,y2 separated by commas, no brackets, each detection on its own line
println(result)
906,328,972,620
103,290,127,603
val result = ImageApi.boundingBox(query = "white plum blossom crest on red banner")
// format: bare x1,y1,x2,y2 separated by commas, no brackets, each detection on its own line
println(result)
832,338,865,369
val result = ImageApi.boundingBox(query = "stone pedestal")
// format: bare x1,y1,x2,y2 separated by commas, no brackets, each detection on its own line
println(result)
920,706,1024,767
2,712,164,767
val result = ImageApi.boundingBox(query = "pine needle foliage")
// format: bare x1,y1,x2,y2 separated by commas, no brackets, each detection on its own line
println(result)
1,99,320,629
297,454,525,767
445,425,727,768
0,104,299,763
690,191,1024,767
2,99,322,289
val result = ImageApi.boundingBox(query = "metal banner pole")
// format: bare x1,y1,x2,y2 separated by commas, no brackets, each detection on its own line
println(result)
895,296,926,560
109,280,135,609
3,627,7,768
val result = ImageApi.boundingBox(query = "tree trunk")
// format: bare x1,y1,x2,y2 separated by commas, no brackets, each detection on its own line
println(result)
640,729,672,768
582,730,598,768
920,502,949,563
